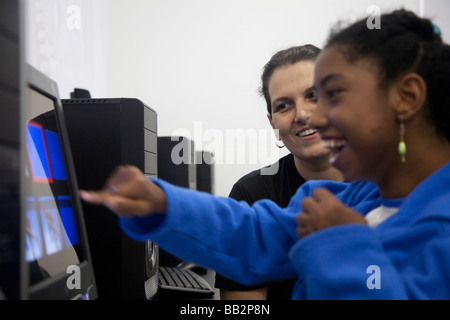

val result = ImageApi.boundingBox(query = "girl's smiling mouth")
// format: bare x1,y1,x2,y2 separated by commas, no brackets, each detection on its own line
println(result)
322,138,347,163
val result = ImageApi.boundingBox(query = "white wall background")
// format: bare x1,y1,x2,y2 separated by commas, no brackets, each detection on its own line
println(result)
423,0,450,44
24,0,108,99
26,0,450,197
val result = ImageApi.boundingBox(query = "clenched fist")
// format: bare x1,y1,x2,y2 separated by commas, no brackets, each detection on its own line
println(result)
296,188,367,238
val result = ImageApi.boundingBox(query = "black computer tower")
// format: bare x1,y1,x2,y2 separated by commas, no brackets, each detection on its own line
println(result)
61,98,159,299
157,136,198,267
157,136,196,190
195,151,215,195
0,0,24,300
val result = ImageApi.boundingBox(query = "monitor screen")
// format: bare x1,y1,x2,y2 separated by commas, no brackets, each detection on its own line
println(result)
23,64,97,299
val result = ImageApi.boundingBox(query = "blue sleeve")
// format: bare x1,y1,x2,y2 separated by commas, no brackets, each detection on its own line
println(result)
119,178,373,286
119,179,352,285
120,179,299,284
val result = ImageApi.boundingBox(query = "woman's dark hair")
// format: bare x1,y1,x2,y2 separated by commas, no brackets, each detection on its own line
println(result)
260,44,321,115
325,9,450,141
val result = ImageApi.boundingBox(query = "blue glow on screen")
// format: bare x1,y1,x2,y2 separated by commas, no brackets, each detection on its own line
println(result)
26,122,52,182
45,129,67,180
58,196,79,246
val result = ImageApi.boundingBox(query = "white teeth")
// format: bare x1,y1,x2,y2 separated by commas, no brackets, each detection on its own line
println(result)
322,140,347,149
298,129,317,137
329,152,339,164
322,140,347,164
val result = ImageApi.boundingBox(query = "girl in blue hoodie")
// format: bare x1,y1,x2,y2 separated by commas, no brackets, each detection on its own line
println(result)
81,10,450,299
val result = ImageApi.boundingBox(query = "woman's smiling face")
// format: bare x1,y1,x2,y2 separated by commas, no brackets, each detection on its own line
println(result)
310,45,400,183
268,60,330,162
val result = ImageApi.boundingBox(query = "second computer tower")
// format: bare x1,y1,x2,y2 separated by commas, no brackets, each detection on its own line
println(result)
62,98,159,300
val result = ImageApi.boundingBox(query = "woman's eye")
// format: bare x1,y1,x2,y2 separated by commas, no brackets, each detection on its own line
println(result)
306,91,318,102
274,103,292,112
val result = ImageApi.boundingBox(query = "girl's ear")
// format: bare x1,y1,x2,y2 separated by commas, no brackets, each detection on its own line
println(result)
394,73,427,120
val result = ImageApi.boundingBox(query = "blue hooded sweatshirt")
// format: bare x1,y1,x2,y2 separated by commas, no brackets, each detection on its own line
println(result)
119,162,450,299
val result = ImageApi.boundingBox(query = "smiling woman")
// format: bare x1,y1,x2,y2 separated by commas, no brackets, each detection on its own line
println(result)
262,46,343,181
267,59,327,168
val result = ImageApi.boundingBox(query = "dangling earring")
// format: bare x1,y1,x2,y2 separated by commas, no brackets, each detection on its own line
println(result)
398,116,407,163
272,128,285,148
275,139,285,148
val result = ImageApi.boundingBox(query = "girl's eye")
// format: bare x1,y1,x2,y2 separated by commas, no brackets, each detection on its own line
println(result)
327,89,342,99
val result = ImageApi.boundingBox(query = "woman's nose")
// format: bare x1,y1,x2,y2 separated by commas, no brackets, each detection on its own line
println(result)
294,103,311,124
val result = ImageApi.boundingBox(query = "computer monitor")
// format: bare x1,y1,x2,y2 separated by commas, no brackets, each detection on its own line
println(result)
22,64,97,300
61,97,159,300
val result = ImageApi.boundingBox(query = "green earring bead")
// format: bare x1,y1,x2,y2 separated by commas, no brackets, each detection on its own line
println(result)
398,139,407,163
398,116,406,163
